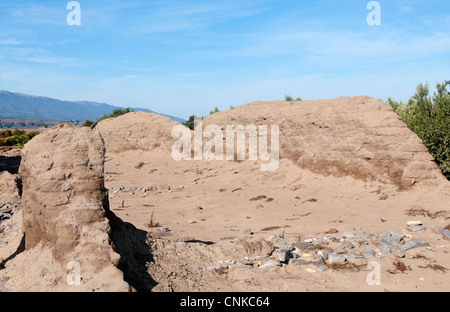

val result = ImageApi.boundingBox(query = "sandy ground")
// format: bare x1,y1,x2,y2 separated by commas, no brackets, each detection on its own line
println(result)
0,97,449,292
104,149,450,292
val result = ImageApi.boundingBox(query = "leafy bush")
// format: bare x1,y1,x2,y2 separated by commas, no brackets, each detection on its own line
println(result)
0,129,40,146
284,95,302,102
82,119,94,127
210,107,220,115
98,107,134,121
388,81,450,180
183,115,196,130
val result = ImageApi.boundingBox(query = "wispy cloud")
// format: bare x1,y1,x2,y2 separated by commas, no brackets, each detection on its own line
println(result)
0,38,23,45
0,47,77,65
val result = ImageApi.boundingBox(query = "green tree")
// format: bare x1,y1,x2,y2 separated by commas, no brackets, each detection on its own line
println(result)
388,81,450,180
98,107,134,121
82,119,94,127
183,115,196,130
210,107,220,115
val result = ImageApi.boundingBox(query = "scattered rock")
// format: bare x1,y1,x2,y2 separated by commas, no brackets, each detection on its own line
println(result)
292,242,316,251
342,232,357,239
259,260,281,270
407,225,426,232
274,250,290,263
319,265,328,272
407,221,423,226
428,226,444,235
376,242,391,256
327,253,346,264
345,255,367,265
400,240,430,252
271,237,289,249
390,247,406,258
361,248,376,259
442,231,450,241
379,231,404,245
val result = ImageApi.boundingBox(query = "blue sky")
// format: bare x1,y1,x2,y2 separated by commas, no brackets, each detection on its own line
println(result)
0,0,449,119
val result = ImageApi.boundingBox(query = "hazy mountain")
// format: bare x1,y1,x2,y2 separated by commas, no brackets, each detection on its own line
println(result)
0,90,184,123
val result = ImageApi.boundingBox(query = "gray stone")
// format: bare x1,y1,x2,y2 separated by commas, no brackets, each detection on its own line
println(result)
390,247,405,258
359,233,372,240
194,205,203,210
428,226,444,235
0,241,7,248
274,250,290,263
207,264,228,271
314,256,326,266
407,225,426,232
259,260,281,269
0,206,12,214
342,232,357,239
272,238,289,249
400,240,429,252
327,253,346,264
228,265,251,269
256,204,264,209
254,256,269,262
318,251,328,261
289,259,305,266
292,242,316,251
376,242,391,256
443,231,450,241
361,248,376,259
379,231,404,245
319,265,328,272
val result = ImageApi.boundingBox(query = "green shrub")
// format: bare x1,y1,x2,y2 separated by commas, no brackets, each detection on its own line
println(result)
98,107,134,121
284,95,302,102
210,107,220,115
388,81,450,180
183,115,196,130
83,119,94,127
0,130,40,147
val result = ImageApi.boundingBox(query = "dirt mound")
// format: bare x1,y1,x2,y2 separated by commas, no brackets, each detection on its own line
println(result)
95,112,180,153
0,172,21,203
2,124,130,291
203,96,445,189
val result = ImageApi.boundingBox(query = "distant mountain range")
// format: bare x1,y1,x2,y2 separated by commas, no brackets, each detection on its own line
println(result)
0,90,184,123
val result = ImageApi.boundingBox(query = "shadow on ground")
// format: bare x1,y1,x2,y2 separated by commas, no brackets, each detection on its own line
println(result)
107,209,158,292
